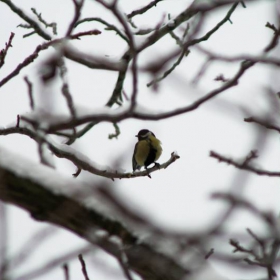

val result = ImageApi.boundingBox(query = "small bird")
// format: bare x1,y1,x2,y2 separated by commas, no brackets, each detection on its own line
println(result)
132,129,162,171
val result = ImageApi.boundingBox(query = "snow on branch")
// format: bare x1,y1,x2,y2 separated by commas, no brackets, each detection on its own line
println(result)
0,126,180,179
0,146,188,280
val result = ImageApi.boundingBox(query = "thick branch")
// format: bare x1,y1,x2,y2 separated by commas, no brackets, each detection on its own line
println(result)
0,152,189,280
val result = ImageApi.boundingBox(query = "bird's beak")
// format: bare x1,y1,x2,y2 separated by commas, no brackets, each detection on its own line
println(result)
135,135,137,137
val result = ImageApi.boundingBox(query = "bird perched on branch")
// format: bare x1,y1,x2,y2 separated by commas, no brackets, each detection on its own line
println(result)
132,129,162,171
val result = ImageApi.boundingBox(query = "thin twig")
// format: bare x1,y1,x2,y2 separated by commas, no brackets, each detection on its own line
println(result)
0,32,14,68
59,59,77,120
42,60,255,133
15,246,92,280
0,0,51,40
0,37,120,88
24,76,34,110
31,7,57,35
127,0,163,19
108,123,120,139
204,248,214,260
78,254,90,280
75,17,129,43
147,50,187,87
66,0,85,36
117,251,134,280
70,29,101,40
62,264,70,280
244,117,280,133
210,150,280,177
0,41,54,88
144,2,240,77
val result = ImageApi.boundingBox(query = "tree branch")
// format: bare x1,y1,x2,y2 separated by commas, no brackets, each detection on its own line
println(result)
0,126,180,179
210,150,280,177
0,0,51,40
0,149,189,280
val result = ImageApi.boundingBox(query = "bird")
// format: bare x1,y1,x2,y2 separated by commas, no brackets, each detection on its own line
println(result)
132,129,162,171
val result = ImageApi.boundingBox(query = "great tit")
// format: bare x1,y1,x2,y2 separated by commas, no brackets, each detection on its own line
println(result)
132,129,162,171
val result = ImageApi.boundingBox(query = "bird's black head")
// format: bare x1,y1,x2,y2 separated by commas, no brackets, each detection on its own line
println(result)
136,129,155,140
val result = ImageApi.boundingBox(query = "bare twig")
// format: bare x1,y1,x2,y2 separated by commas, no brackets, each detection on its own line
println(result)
210,150,280,177
265,22,280,52
230,239,256,255
15,246,92,280
75,17,128,43
24,76,34,110
41,60,255,133
59,59,77,120
0,41,54,88
214,74,229,83
78,254,90,280
192,58,212,85
66,0,85,36
95,0,134,48
11,227,56,268
244,117,280,134
108,123,120,139
230,231,278,280
246,228,265,256
72,167,81,177
117,251,134,280
0,32,14,68
242,150,258,166
205,248,214,260
0,38,121,88
212,192,277,230
143,2,242,76
127,0,163,19
0,0,51,40
196,46,280,67
61,83,77,119
62,264,69,280
31,7,57,35
147,50,187,87
70,29,101,40
137,1,242,53
16,115,20,128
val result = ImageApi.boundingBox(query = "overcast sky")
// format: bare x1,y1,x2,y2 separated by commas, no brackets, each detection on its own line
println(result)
0,0,279,279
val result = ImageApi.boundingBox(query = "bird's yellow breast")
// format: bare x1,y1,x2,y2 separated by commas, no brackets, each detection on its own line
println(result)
134,140,150,166
134,136,162,166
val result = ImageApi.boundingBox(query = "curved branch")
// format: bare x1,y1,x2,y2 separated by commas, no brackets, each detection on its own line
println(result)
0,37,120,88
210,150,280,177
75,17,129,43
0,126,179,179
38,59,254,133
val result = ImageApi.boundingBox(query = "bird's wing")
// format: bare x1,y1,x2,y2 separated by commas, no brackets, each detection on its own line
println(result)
149,136,162,161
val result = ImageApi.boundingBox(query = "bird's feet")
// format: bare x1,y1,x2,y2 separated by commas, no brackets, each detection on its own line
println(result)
153,162,160,168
